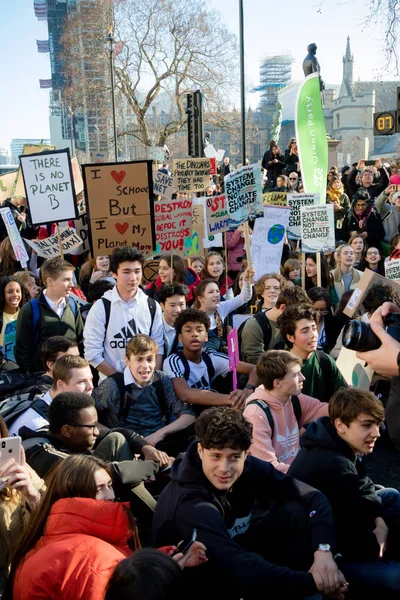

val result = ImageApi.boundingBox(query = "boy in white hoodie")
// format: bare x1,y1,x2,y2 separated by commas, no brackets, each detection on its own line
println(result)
243,349,328,472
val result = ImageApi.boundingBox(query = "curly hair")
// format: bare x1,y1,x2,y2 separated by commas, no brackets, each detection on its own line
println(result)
277,305,317,348
195,407,252,451
174,308,210,335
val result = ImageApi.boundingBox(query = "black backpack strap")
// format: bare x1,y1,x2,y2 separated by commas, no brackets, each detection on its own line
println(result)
153,375,170,422
147,297,156,335
101,297,112,339
247,399,274,436
202,351,216,383
176,350,190,381
291,395,302,423
28,398,50,421
109,372,129,420
253,311,272,350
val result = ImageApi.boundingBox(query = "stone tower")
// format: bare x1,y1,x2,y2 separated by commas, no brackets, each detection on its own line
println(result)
339,36,355,100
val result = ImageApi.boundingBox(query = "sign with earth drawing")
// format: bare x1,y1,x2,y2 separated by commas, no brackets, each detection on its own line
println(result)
251,206,291,280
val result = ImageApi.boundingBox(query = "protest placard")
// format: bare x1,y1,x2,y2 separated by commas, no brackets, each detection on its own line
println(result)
224,163,263,226
205,194,232,236
263,192,287,207
300,204,335,253
251,206,291,280
20,149,77,226
3,320,17,362
12,143,55,200
184,199,205,257
154,198,192,254
153,170,173,200
210,158,217,176
172,158,210,193
227,328,239,391
287,193,320,241
82,160,155,257
0,171,17,204
71,156,84,195
25,227,83,258
69,214,90,255
385,259,400,282
0,208,29,268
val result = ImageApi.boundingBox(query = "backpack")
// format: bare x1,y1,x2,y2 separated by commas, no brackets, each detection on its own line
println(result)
110,371,170,422
31,296,78,346
0,371,50,402
175,350,215,384
237,312,272,360
247,395,302,437
0,388,49,429
101,296,157,340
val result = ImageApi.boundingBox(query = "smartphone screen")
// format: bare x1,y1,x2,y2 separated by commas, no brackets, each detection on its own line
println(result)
0,436,21,468
364,160,375,166
171,528,197,556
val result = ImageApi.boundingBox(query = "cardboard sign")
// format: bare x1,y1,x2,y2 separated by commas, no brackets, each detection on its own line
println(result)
287,193,320,241
82,160,155,257
263,191,287,206
205,194,232,236
172,158,210,193
12,143,55,199
0,171,17,203
154,198,193,254
20,149,77,226
227,328,239,391
300,204,335,253
344,269,400,318
25,227,83,258
70,214,90,255
385,259,400,282
153,170,173,200
224,163,263,226
0,208,29,268
71,156,84,195
251,206,291,281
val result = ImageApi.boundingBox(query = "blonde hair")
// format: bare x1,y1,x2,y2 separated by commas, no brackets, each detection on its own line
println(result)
126,334,158,359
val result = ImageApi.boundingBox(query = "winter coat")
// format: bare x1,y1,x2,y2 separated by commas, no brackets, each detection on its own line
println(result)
152,441,336,599
340,199,385,249
375,190,400,243
13,497,133,600
289,417,383,560
243,386,328,472
144,267,200,304
0,199,39,241
347,167,389,201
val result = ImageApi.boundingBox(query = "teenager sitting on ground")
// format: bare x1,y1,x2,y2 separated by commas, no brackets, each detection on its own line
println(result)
243,350,328,472
163,308,259,411
289,388,400,599
278,305,347,403
152,406,348,600
93,335,196,457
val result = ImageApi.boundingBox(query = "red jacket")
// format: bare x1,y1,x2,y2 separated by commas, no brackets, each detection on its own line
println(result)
13,497,133,600
145,266,200,304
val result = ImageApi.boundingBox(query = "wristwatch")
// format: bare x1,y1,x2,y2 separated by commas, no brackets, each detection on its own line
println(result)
245,383,256,391
315,544,331,553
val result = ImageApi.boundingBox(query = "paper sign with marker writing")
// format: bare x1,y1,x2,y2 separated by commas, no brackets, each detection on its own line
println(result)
385,259,400,281
224,163,263,226
287,193,320,241
71,156,84,195
251,206,291,281
227,328,239,391
300,203,335,253
184,199,205,257
0,171,17,204
0,208,29,268
263,192,287,206
82,160,155,257
172,158,210,193
154,198,192,255
205,194,232,236
13,143,55,200
20,149,77,225
25,227,83,258
153,170,173,200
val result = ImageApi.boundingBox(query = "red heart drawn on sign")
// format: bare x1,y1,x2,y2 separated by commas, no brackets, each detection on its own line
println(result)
115,222,129,235
111,170,126,184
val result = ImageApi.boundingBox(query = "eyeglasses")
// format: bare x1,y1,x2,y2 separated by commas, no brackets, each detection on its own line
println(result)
289,177,298,181
314,309,329,316
69,423,98,431
367,251,379,256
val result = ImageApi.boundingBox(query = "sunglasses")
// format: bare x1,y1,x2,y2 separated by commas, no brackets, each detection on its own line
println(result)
289,178,298,181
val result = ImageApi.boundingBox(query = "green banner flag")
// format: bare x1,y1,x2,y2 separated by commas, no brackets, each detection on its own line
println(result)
295,72,328,203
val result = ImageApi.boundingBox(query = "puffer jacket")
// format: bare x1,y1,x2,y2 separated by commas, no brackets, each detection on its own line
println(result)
13,497,133,600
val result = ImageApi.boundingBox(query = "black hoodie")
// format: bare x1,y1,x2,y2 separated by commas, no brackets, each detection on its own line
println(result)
152,441,336,598
289,417,383,560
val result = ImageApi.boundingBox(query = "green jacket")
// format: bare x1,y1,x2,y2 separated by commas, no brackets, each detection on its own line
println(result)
298,350,347,403
15,291,84,373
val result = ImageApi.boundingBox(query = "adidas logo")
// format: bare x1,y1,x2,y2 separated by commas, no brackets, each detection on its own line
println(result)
110,320,137,349
276,424,299,450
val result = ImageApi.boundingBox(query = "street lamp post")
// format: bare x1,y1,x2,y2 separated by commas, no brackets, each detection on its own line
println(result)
106,26,118,162
239,0,246,167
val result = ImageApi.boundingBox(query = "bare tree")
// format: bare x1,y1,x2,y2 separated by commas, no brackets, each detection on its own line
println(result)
366,0,400,73
60,0,239,155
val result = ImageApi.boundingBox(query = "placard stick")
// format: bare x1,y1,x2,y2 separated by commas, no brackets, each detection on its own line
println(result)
243,222,253,283
224,231,229,296
316,252,322,287
301,254,306,290
170,254,173,282
56,224,64,259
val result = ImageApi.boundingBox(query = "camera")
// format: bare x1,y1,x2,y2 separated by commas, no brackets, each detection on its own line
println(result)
342,313,400,352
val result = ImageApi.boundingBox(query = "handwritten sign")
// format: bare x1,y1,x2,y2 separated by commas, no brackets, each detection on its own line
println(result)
227,328,239,391
0,208,29,268
172,158,210,193
82,160,155,257
20,149,77,226
25,227,83,258
385,259,400,282
287,193,320,241
2,321,17,363
154,198,192,254
12,143,56,200
153,170,173,199
251,206,291,281
0,171,18,203
184,199,205,257
263,191,287,206
224,163,263,226
69,214,90,255
205,194,232,236
300,204,335,253
71,156,84,195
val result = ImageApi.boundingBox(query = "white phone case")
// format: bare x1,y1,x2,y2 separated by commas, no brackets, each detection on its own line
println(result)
0,436,22,468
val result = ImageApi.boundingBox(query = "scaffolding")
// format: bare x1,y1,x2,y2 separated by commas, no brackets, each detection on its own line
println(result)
253,55,294,109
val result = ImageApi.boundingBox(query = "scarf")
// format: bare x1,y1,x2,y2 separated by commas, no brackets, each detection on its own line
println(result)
354,204,373,230
327,188,342,203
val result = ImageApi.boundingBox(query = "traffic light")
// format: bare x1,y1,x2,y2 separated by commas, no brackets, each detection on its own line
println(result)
373,86,400,135
186,90,204,157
